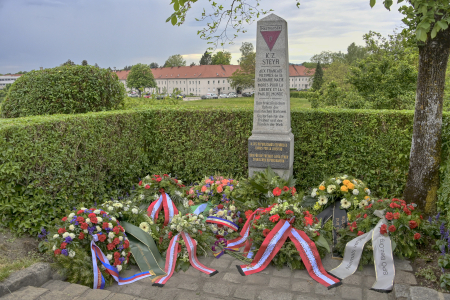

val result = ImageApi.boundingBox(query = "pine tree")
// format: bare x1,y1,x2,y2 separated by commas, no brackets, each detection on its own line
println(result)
311,62,324,91
199,51,212,65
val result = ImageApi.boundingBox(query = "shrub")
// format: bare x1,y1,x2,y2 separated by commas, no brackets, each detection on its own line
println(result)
1,66,125,118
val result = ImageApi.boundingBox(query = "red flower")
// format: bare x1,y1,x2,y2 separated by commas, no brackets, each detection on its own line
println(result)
217,204,224,209
409,221,418,229
388,225,396,233
173,178,178,183
60,242,67,249
163,174,169,177
414,233,421,240
88,213,96,218
263,229,271,237
315,231,320,236
178,244,182,252
113,227,120,234
363,214,367,218
156,178,162,182
352,221,357,228
393,212,400,219
245,210,253,218
198,230,203,235
90,217,98,224
138,180,142,186
408,205,415,211
77,217,85,223
238,218,243,223
282,186,289,192
377,199,383,203
78,232,85,240
159,188,165,193
420,215,423,220
119,226,124,232
80,223,88,230
291,187,297,195
54,249,61,256
389,203,399,209
61,217,67,222
114,251,120,259
357,231,364,236
102,222,109,230
385,212,394,220
304,217,313,226
107,243,115,250
113,238,120,245
123,240,130,249
168,231,173,239
58,228,66,234
285,210,294,215
356,214,361,219
403,208,411,215
145,184,150,189
269,214,280,223
273,187,282,197
77,210,84,215
114,259,120,266
380,224,388,235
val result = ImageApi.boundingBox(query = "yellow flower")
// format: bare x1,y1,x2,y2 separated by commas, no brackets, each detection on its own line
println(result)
346,182,355,190
343,179,351,186
313,202,321,211
319,185,325,191
340,185,348,192
347,213,351,221
364,196,370,200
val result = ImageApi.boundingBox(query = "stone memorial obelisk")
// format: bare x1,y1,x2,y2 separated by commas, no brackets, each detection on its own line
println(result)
248,14,294,180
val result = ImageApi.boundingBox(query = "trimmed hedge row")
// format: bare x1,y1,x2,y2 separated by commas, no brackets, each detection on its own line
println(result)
1,107,441,234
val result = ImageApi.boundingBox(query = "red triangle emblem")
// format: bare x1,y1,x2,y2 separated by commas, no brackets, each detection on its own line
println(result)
261,31,281,51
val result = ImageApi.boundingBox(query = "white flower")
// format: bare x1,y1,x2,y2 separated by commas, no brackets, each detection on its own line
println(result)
68,225,75,231
318,195,328,205
94,209,101,214
108,232,115,239
139,222,150,232
97,217,103,223
336,179,342,184
117,265,122,272
365,189,371,195
192,216,197,221
352,180,357,184
119,236,123,241
107,254,112,260
140,194,145,200
218,229,224,236
178,180,183,185
123,206,129,212
122,251,126,256
176,226,182,232
68,213,75,219
228,228,234,233
52,245,56,251
170,225,176,230
132,208,139,214
192,228,197,233
320,181,325,186
108,206,114,211
111,217,116,222
108,223,113,229
153,194,159,200
199,215,204,219
217,211,224,217
175,191,182,197
227,216,233,221
108,238,112,243
209,209,213,215
113,203,123,208
358,200,368,208
327,185,336,194
148,219,154,225
96,226,101,232
69,250,76,258
83,229,88,233
277,198,283,204
311,188,318,197
230,206,235,211
352,189,359,195
63,232,69,238
69,233,75,239
341,198,351,209
80,207,87,210
85,218,91,224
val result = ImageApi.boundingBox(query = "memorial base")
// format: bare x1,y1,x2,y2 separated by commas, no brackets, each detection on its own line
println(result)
248,132,294,181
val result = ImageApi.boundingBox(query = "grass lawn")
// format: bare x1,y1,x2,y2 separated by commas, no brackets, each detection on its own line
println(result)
180,97,310,109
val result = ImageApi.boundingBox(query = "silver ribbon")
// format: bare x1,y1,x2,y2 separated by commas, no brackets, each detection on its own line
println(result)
328,210,395,292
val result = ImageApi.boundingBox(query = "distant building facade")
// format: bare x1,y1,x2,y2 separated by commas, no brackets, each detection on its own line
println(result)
0,74,22,89
115,64,313,95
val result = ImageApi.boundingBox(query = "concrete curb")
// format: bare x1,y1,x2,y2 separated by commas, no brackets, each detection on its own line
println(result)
0,263,53,297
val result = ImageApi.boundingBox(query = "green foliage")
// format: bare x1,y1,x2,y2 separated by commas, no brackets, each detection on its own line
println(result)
415,266,437,281
2,107,445,234
211,51,232,65
311,62,324,91
199,51,212,65
126,64,157,97
229,43,255,90
1,66,125,118
163,54,186,67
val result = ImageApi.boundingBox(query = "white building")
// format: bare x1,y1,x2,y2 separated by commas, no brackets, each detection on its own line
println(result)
0,74,22,89
115,64,313,95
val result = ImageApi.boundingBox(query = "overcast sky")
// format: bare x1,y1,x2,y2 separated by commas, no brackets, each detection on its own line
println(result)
0,0,405,74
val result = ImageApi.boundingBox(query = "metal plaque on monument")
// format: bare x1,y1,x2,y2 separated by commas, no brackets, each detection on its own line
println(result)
248,13,294,180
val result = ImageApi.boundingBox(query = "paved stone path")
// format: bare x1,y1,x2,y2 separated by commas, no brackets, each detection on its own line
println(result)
2,253,448,300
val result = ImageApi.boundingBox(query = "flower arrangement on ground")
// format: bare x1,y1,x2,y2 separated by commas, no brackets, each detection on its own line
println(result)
187,175,237,206
310,174,370,211
45,206,131,287
206,200,244,240
101,198,152,227
232,167,300,210
136,174,186,206
335,198,424,267
246,202,330,270
150,210,215,272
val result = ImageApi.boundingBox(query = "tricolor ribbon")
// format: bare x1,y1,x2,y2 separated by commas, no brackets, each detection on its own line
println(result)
236,219,341,289
206,216,239,231
153,232,218,287
90,234,159,289
147,193,178,226
328,210,395,293
226,208,264,248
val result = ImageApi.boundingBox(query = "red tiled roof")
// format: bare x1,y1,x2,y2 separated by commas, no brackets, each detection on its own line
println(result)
115,65,314,80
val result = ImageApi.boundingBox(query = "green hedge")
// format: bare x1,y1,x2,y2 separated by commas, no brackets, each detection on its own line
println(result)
2,107,443,234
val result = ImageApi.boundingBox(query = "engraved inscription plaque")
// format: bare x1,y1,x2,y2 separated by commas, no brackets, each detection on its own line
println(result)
248,140,290,169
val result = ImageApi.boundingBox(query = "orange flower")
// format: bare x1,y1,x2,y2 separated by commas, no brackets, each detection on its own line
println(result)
188,200,194,206
217,185,223,193
201,185,207,192
346,183,355,190
221,179,229,185
205,179,212,184
340,185,348,192
343,180,351,186
319,185,325,191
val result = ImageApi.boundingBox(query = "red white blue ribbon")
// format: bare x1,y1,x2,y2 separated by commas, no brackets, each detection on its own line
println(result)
153,232,218,287
206,216,239,231
147,193,178,226
226,208,263,248
90,234,157,289
236,219,341,289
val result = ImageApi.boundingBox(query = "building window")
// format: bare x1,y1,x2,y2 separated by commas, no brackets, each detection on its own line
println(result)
213,80,215,84
208,81,210,84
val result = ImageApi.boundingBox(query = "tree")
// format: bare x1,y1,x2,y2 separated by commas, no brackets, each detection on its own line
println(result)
190,62,196,66
310,51,346,66
345,42,367,65
211,51,232,65
199,51,212,65
163,54,186,67
94,63,100,68
311,62,324,91
126,63,156,97
81,60,88,66
149,62,159,69
123,65,132,70
229,42,256,90
61,59,75,66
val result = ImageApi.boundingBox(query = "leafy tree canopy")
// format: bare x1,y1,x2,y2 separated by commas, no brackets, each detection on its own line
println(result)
150,62,159,68
61,59,76,66
211,51,232,65
81,60,88,66
164,54,186,67
229,42,255,90
126,63,156,97
199,51,212,65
